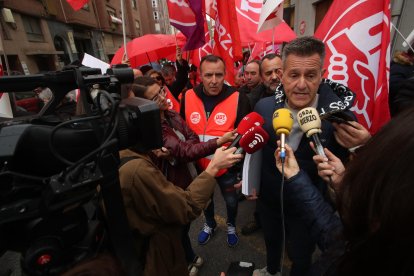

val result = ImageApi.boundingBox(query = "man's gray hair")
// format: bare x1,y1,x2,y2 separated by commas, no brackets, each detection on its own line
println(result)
282,36,326,68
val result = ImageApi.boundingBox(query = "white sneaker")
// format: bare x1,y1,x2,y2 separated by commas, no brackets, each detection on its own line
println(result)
253,266,280,276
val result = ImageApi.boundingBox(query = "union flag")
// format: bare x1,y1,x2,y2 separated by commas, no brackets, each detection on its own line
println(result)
315,0,391,134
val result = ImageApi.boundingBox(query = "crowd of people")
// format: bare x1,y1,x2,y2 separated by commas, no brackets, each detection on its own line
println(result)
4,35,414,276
109,35,414,276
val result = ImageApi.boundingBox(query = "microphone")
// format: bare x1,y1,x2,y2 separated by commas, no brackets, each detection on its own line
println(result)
227,112,265,149
272,108,294,161
297,107,326,158
236,125,269,154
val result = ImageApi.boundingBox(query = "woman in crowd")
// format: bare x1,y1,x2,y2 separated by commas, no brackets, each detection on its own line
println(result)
274,107,414,276
145,69,181,113
129,76,237,275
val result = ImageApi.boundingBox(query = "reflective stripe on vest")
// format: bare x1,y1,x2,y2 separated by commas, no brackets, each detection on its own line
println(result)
185,89,239,176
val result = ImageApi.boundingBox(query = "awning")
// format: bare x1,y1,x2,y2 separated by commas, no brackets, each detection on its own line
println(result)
25,50,64,55
110,15,123,24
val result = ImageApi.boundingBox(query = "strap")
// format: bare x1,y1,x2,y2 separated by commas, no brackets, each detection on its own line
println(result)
119,156,139,168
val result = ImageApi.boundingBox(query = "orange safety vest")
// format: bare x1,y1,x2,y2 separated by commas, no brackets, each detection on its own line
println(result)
165,86,180,113
184,89,239,177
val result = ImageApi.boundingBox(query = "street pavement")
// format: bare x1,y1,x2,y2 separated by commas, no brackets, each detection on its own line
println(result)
189,185,292,276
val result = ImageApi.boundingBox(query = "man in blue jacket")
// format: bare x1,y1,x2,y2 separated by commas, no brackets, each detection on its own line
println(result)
250,36,355,276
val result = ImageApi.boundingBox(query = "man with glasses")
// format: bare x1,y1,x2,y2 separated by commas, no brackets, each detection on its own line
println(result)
180,55,251,248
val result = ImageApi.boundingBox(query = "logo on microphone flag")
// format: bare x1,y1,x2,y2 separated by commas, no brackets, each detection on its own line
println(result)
314,0,391,134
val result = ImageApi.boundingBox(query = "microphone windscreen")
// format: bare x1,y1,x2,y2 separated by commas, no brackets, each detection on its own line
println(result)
237,112,265,134
239,126,269,154
272,108,294,136
297,107,322,137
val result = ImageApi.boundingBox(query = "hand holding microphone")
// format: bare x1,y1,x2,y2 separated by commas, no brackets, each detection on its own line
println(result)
297,107,326,158
272,108,294,162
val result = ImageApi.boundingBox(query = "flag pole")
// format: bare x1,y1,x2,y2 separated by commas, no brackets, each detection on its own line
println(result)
120,0,128,59
391,22,414,53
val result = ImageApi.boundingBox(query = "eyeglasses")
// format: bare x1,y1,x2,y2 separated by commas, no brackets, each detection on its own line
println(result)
150,86,167,102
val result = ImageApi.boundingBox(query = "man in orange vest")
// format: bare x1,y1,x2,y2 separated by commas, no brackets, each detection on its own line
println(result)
180,55,251,247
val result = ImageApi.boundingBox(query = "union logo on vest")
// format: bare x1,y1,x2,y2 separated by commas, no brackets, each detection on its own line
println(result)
190,112,201,124
214,112,227,125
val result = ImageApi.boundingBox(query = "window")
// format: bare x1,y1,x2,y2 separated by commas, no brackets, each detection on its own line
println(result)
107,7,118,29
153,11,159,20
22,15,44,42
152,0,158,8
132,0,137,9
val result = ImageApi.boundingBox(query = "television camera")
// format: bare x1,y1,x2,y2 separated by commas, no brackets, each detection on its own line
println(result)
0,65,163,275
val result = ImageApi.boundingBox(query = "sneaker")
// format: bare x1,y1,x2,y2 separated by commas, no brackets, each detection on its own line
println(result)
241,220,261,235
198,223,215,245
253,266,280,276
191,255,204,268
226,223,239,247
188,263,198,276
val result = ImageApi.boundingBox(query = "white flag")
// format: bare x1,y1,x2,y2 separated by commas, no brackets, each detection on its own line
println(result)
0,93,13,118
257,0,284,33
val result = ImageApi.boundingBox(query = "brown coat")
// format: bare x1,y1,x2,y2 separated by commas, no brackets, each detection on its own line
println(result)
118,149,216,276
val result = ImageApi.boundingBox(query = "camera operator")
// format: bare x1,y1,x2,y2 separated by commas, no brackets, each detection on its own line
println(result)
118,143,242,275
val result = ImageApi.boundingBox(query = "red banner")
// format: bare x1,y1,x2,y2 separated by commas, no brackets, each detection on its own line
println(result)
213,0,243,86
315,0,391,134
66,0,90,11
248,42,281,62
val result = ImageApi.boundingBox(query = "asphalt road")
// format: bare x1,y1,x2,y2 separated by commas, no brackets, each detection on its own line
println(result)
189,185,292,276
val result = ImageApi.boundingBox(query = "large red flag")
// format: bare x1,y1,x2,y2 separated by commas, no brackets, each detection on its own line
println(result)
213,0,243,86
235,0,296,45
167,0,205,50
66,0,90,11
315,0,391,134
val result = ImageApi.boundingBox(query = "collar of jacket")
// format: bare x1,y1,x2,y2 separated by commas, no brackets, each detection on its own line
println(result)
193,83,237,103
274,78,356,115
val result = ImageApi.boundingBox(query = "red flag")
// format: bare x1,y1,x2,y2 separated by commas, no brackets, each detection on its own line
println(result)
213,0,243,86
235,0,296,45
315,0,391,134
167,0,205,50
248,42,281,62
66,0,90,11
204,0,216,18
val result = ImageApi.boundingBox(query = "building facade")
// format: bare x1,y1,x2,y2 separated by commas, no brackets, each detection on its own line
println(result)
0,0,167,74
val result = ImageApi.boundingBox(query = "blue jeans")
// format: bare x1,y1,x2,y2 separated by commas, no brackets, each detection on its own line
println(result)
204,171,239,227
